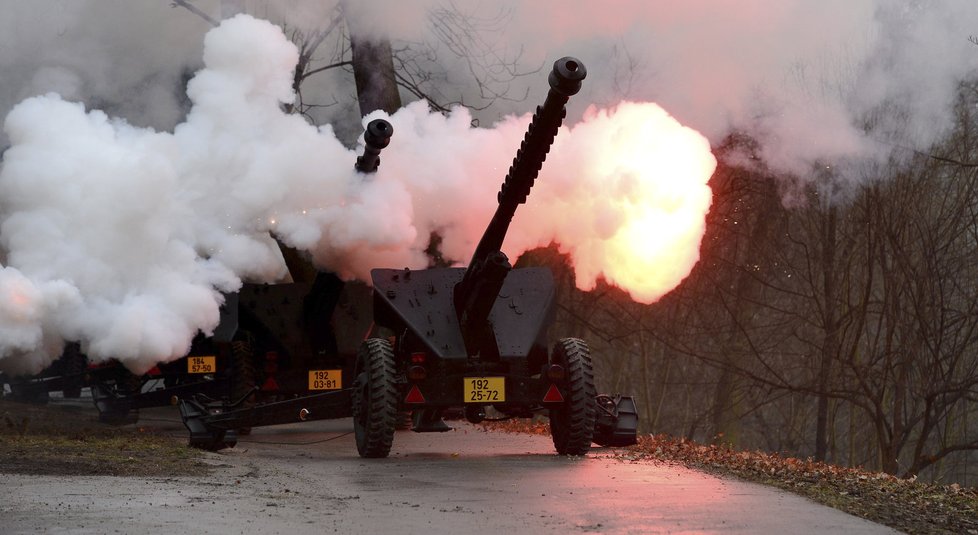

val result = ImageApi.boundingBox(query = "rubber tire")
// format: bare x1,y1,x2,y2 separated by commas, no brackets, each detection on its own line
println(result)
353,338,398,458
549,338,597,455
7,382,49,405
229,337,257,435
61,344,86,399
95,370,142,425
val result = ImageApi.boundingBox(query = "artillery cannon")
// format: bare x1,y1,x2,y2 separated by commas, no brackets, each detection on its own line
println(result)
176,119,394,450
356,57,636,458
0,338,234,426
83,122,397,427
0,343,87,404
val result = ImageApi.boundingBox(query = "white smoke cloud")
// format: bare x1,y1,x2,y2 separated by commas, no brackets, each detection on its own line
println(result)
0,15,403,372
5,2,972,171
0,14,715,373
0,1,212,144
457,1,978,175
2,2,977,374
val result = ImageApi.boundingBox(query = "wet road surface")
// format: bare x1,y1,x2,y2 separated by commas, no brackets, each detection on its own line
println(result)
2,405,899,534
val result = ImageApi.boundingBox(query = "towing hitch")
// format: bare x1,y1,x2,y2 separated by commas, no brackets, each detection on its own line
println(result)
592,394,639,447
178,387,354,451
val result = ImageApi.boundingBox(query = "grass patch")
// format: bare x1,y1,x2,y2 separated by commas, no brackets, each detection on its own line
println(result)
0,398,208,477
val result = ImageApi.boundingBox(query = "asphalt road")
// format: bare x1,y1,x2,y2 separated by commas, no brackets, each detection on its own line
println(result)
2,405,899,534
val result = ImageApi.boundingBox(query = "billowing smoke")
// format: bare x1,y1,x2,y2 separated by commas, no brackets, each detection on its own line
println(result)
0,15,713,373
341,1,978,176
5,2,975,172
2,2,977,374
0,2,211,141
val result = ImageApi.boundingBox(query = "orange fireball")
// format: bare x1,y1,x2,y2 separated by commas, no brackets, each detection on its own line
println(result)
522,101,716,304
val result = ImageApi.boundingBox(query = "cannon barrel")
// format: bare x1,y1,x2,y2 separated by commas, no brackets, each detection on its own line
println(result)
454,57,586,353
468,57,585,265
277,118,394,283
355,119,394,173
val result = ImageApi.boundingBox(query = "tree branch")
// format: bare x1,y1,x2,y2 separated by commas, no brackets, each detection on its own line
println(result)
170,0,219,27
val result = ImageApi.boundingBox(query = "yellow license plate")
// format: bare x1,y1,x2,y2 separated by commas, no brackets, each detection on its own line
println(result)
464,377,505,403
308,370,342,390
187,356,216,374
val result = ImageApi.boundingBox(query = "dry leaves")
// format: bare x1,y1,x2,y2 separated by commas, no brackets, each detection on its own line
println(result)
627,434,978,535
483,420,978,535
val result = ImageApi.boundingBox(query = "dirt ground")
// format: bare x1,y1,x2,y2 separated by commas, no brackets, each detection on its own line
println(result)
2,397,900,535
2,396,974,534
0,397,205,477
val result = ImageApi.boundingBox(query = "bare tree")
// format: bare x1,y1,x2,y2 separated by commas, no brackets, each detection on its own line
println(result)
171,0,537,124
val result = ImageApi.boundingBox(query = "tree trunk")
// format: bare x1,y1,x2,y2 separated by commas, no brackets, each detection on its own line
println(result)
349,37,402,116
815,206,838,461
711,367,740,445
221,0,244,18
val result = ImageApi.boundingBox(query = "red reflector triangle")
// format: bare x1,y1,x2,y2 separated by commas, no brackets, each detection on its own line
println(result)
146,366,161,376
261,377,280,391
405,385,426,404
543,384,564,403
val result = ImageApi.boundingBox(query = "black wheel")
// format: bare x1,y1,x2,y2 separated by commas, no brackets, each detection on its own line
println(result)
353,338,398,458
93,369,142,425
229,337,257,435
61,343,86,399
549,338,596,455
7,380,49,405
395,410,413,430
